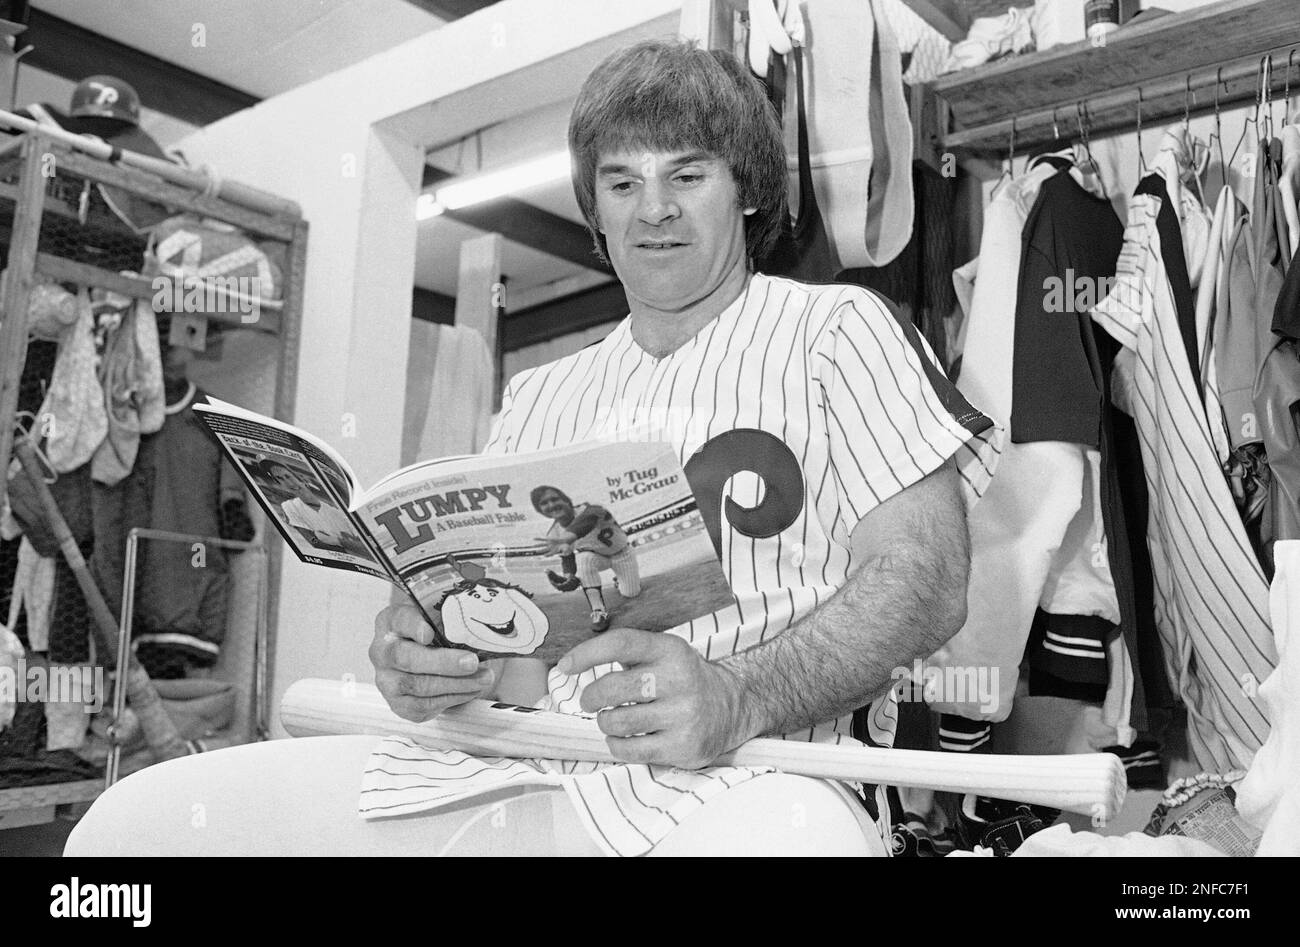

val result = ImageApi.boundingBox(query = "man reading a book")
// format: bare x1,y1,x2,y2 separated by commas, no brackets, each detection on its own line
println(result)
67,39,996,857
357,39,997,856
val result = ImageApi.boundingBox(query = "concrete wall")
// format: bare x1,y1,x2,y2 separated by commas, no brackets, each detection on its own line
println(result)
172,0,681,735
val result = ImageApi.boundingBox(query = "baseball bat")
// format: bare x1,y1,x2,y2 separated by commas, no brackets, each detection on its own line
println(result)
281,678,1127,820
14,438,190,763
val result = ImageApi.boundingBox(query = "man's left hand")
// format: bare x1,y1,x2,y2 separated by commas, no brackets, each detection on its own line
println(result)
557,629,753,769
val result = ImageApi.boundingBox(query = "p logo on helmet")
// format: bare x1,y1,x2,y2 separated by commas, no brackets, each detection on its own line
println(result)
70,75,142,126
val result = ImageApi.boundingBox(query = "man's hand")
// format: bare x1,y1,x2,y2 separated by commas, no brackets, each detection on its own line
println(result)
369,604,497,722
557,629,753,769
534,532,576,556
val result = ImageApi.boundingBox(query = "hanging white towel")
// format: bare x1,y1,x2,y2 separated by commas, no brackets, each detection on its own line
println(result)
794,0,913,269
38,289,107,473
404,321,494,464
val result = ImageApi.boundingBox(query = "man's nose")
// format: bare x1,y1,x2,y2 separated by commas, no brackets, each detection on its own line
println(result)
637,180,679,225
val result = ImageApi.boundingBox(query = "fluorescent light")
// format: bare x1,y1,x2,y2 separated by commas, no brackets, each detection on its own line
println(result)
416,193,444,220
415,151,571,220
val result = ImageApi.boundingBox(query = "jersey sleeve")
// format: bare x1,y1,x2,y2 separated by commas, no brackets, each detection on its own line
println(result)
1090,200,1154,352
816,291,999,525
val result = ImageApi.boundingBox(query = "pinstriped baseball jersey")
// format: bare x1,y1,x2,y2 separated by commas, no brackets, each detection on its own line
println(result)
1093,196,1274,772
358,273,1000,855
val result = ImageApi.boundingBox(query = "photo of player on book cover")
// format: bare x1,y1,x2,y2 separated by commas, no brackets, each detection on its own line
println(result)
241,454,373,563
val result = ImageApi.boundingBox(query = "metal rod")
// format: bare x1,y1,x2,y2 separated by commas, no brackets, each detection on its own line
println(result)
0,109,301,218
107,528,268,783
943,49,1300,153
107,530,139,788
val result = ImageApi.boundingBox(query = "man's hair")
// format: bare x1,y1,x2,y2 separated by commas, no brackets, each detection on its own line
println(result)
530,484,572,513
258,459,294,480
568,39,787,266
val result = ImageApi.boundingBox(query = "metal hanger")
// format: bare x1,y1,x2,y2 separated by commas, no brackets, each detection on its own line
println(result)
1228,56,1265,171
1287,48,1297,125
1181,76,1208,206
1076,100,1108,200
1213,67,1228,183
995,115,1017,191
1261,53,1274,142
1136,87,1147,177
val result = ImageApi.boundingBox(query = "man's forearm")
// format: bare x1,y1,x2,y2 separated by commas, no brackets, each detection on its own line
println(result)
718,471,970,744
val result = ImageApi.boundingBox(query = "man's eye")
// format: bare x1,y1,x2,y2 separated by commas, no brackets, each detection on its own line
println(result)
675,173,702,184
610,181,634,193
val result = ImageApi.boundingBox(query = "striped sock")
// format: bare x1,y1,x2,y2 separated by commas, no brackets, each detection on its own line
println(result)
1103,739,1165,789
937,714,992,753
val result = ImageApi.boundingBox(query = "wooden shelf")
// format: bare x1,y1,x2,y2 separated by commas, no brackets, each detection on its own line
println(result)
0,778,101,813
929,0,1300,154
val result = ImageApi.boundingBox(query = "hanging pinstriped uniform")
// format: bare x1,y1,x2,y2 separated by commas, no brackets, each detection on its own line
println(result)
1093,195,1276,773
357,274,999,855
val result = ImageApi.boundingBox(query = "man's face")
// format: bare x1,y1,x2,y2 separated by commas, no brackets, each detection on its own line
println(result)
594,148,751,313
270,466,311,496
536,489,573,521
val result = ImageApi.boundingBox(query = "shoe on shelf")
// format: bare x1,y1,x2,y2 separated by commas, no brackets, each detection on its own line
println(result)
957,793,1059,856
590,609,611,634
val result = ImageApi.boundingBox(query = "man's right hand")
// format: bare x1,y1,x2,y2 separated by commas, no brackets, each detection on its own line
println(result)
369,604,497,722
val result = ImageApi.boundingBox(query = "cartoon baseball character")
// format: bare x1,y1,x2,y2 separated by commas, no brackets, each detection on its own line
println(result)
437,558,548,655
532,485,640,634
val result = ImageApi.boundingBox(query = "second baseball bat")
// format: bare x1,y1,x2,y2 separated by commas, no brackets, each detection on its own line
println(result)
281,678,1127,820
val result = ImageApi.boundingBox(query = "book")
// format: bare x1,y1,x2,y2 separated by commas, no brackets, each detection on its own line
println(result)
193,399,735,662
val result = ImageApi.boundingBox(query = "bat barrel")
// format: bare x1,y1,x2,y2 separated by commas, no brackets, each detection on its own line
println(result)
280,678,1126,822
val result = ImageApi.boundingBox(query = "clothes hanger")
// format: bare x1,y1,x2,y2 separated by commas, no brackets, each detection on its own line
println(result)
1026,106,1074,167
1213,67,1228,182
1182,76,1209,206
1227,56,1265,172
1076,100,1108,201
994,115,1016,194
1286,48,1297,125
1260,54,1274,143
1136,87,1148,178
